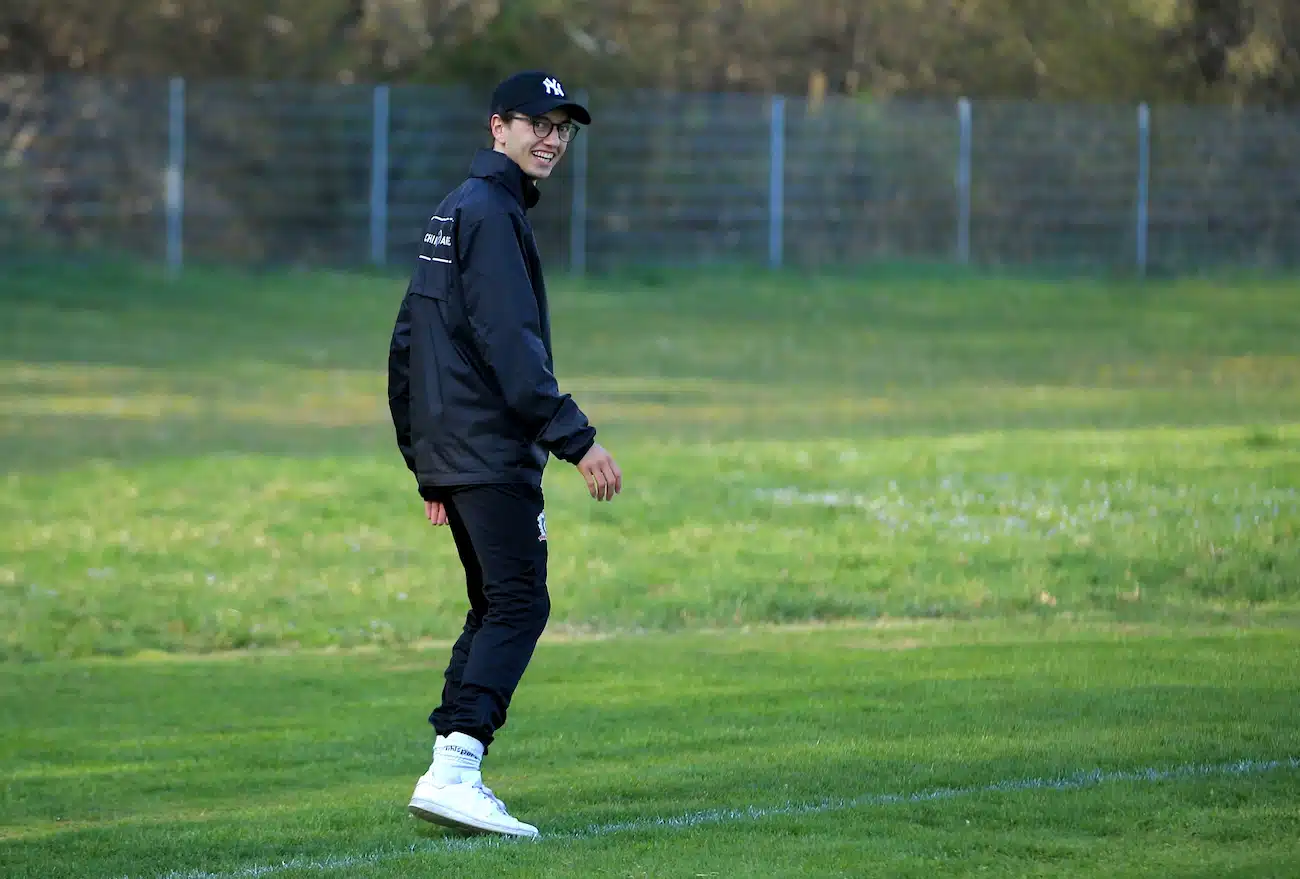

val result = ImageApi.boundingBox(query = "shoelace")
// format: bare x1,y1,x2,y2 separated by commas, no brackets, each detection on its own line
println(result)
473,780,509,815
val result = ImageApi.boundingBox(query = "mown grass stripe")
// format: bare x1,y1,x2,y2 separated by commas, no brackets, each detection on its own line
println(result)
129,756,1300,879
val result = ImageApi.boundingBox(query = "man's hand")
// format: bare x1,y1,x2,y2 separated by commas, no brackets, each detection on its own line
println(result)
424,500,448,525
577,443,622,501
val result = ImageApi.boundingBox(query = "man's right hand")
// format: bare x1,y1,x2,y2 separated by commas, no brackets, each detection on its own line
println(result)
577,443,622,501
425,500,448,526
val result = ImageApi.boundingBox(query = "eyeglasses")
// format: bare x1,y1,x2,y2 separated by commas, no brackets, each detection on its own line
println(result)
506,113,581,143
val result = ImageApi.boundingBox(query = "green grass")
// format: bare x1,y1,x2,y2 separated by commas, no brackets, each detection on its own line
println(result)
2,261,1299,877
2,263,1299,659
2,624,1298,878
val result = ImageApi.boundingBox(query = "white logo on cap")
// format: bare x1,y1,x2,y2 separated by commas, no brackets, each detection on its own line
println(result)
542,77,565,97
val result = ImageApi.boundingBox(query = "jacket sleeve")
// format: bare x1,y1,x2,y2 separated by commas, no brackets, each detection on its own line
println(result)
458,211,596,464
387,292,417,476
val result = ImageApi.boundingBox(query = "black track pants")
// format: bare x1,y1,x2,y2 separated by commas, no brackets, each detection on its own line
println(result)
426,482,550,750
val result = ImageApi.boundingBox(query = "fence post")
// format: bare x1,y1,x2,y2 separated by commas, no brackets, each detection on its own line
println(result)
370,84,390,267
768,95,785,269
956,97,972,265
569,89,589,275
1136,102,1150,275
165,76,185,277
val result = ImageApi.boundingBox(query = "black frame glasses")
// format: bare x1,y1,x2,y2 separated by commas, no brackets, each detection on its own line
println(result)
506,113,581,143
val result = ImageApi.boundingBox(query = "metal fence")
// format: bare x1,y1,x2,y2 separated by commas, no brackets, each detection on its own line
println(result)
2,73,1299,275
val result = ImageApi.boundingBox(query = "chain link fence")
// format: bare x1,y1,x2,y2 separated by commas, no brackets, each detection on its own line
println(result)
3,73,1299,275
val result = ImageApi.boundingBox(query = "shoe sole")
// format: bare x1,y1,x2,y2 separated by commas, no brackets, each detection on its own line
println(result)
408,797,539,838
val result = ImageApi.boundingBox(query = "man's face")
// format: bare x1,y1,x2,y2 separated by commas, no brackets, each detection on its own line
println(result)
492,109,574,180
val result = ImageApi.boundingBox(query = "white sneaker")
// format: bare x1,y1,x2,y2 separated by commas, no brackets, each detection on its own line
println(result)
408,769,539,838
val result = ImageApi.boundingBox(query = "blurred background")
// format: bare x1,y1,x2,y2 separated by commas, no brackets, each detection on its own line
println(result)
2,0,1298,275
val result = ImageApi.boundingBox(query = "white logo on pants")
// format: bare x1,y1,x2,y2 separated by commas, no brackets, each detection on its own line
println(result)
537,511,547,541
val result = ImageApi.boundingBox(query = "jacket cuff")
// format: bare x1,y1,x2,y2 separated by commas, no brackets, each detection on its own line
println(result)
562,433,596,465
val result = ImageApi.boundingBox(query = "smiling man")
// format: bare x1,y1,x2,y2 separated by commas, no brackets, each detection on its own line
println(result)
388,71,623,838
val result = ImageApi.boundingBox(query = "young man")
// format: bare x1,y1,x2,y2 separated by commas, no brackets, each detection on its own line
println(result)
386,70,623,839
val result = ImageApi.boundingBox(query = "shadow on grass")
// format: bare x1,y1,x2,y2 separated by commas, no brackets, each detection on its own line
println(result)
4,259,1300,474
0,414,392,473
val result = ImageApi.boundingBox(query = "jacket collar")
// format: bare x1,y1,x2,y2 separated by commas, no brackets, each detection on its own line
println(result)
469,148,540,211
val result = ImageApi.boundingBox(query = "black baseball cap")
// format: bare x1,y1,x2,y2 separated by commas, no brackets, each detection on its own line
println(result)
490,70,591,125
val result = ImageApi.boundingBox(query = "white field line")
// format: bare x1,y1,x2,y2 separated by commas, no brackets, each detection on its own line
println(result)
129,756,1300,879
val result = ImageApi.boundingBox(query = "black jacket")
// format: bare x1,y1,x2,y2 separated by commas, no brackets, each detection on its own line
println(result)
387,149,596,497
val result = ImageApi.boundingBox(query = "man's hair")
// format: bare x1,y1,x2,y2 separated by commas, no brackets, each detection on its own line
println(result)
485,111,513,147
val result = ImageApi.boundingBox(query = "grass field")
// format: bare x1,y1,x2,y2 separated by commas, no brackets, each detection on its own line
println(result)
4,623,1299,878
2,261,1299,877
